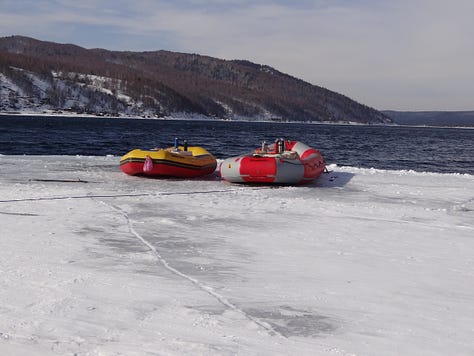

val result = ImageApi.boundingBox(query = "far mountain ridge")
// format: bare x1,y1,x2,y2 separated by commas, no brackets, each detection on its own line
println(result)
0,35,391,123
384,110,474,127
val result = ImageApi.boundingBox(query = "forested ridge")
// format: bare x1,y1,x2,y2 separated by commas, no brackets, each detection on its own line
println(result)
0,35,391,123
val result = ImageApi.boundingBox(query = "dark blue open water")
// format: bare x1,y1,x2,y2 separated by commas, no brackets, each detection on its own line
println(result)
0,115,473,174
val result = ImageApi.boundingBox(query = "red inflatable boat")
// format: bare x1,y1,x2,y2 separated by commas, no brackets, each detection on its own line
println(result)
220,139,326,185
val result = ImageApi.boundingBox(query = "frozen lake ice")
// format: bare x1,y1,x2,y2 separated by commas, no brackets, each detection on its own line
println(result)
0,155,473,355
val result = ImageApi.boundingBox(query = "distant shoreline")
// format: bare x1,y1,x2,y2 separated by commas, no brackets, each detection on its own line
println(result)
383,110,474,127
0,111,384,126
2,111,474,129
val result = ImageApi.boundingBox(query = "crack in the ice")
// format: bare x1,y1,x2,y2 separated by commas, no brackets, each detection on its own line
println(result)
98,200,284,338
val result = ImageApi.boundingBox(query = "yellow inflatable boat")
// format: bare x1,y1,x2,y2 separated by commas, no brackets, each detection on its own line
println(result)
120,140,217,178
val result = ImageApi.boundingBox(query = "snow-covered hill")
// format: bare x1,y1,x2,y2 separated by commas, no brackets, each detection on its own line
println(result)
0,68,159,117
0,35,392,123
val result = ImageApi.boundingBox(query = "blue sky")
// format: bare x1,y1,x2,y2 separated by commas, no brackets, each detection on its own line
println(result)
1,0,473,111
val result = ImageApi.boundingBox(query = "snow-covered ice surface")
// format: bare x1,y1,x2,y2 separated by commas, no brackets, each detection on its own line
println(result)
0,155,473,355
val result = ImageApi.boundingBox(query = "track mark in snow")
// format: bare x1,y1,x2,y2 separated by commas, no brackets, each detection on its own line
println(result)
99,200,284,339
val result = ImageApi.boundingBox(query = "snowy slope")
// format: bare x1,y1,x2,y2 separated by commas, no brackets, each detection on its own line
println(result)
0,69,137,116
0,72,38,111
0,156,473,355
